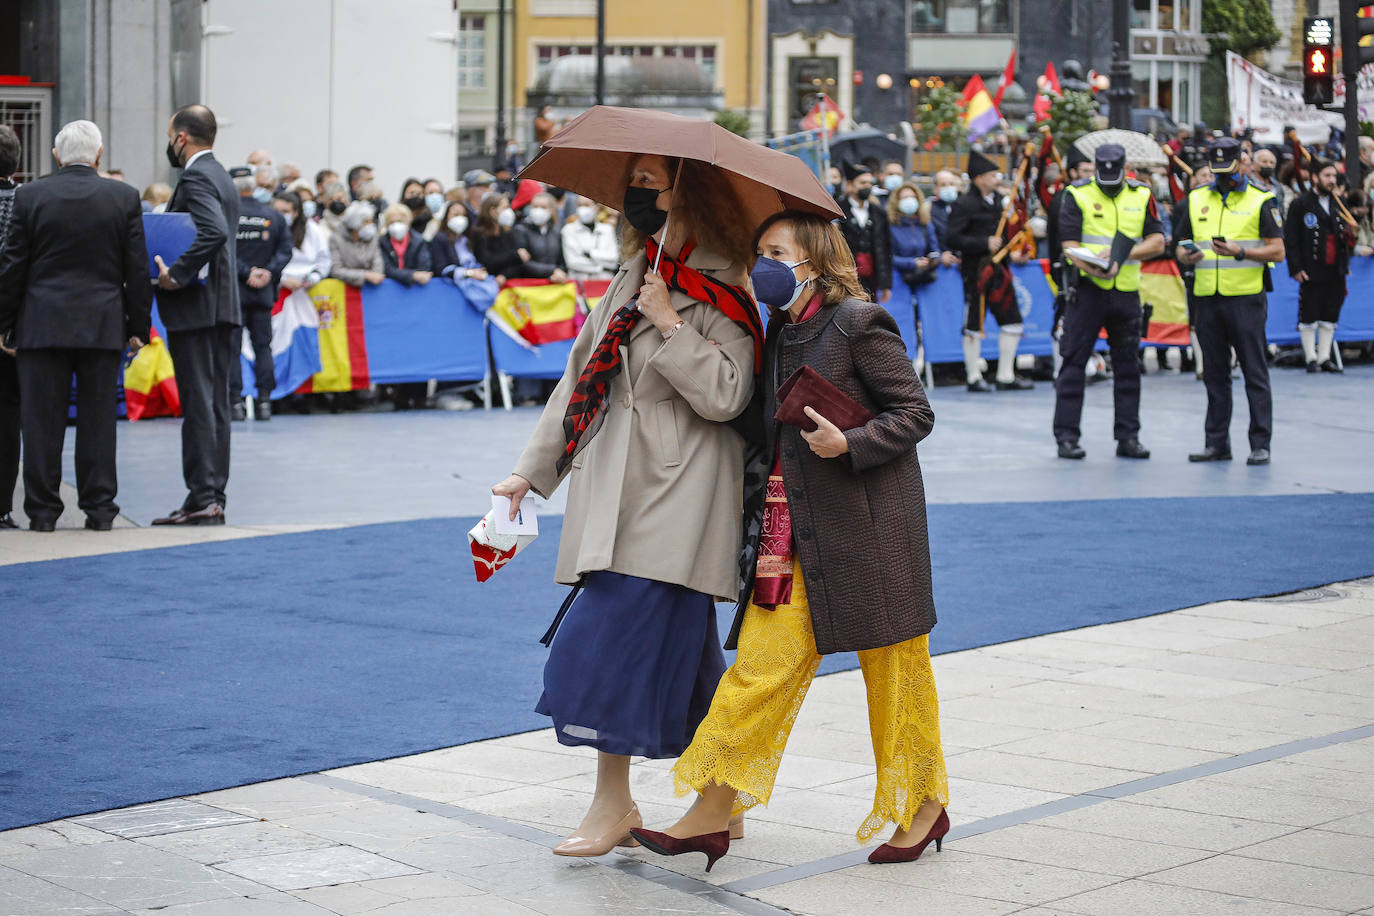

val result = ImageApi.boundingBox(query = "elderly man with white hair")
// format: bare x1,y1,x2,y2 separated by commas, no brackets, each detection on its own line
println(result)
0,119,152,531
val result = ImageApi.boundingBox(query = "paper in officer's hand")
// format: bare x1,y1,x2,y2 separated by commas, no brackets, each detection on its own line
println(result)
492,494,539,536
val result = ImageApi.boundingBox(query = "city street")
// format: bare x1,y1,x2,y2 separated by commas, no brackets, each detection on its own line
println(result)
1,367,1372,915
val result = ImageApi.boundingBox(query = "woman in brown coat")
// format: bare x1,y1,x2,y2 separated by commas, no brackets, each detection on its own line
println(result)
632,210,949,870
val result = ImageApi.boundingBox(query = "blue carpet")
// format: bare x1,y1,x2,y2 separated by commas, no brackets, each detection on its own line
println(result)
3,492,1372,830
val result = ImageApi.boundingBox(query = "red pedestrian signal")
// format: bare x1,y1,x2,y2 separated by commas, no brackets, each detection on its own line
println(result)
1304,16,1336,105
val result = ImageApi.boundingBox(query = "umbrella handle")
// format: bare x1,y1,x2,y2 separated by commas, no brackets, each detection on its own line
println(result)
649,157,686,277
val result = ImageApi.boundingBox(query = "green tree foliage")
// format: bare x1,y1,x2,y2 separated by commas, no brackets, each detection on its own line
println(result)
714,110,752,137
1202,0,1281,56
915,86,965,151
1047,91,1098,147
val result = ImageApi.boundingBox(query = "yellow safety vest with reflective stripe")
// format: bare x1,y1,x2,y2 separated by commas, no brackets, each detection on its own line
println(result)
1186,182,1273,297
1066,181,1152,292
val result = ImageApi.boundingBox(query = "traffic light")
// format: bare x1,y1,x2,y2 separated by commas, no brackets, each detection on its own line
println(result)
1340,1,1374,75
1304,17,1335,105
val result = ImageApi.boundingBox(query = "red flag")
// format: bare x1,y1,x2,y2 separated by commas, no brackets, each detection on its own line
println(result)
992,46,1018,111
1033,62,1061,122
1165,150,1191,204
1034,132,1062,210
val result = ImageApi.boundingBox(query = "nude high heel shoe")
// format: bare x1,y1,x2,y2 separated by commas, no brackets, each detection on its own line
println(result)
728,812,745,840
552,804,643,857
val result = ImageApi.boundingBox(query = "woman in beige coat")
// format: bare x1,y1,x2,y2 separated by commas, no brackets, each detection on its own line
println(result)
492,153,761,858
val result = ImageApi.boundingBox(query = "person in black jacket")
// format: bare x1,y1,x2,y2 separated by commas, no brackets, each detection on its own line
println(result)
0,125,19,529
0,120,152,531
834,161,892,302
1284,161,1350,373
228,166,292,420
512,191,568,282
946,149,1032,392
152,105,240,526
472,193,526,282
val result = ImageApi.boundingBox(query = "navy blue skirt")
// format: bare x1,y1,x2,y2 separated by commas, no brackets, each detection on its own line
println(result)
535,571,727,759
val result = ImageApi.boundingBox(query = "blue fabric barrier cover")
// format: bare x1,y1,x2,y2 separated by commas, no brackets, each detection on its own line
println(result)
141,213,202,284
1266,256,1374,344
489,324,576,380
362,280,488,383
905,263,1058,364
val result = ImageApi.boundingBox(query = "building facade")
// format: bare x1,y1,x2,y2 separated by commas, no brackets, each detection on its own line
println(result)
458,1,515,174
1127,0,1209,128
510,0,765,143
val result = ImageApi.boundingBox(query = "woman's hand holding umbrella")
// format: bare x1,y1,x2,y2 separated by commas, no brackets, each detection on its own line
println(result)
638,269,682,335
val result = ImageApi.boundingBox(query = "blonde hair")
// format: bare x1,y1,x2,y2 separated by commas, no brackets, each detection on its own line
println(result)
381,203,412,226
753,210,868,305
886,181,931,226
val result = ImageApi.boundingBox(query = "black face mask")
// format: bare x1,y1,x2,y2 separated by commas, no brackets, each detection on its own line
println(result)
165,137,184,169
1214,172,1236,193
1258,166,1275,180
855,186,873,201
329,199,348,215
623,185,668,235
403,195,424,209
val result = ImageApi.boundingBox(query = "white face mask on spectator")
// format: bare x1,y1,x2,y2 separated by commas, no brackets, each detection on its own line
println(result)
358,223,378,241
497,209,516,229
577,205,597,224
448,216,469,235
388,222,410,241
302,199,317,219
526,206,550,227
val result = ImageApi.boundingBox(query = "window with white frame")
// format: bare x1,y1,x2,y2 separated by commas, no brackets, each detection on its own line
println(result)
459,15,486,89
536,43,717,79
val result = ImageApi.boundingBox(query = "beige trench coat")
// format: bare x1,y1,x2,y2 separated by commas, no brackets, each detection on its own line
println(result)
512,245,756,600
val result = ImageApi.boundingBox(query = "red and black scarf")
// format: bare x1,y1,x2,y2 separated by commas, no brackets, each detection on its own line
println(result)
555,236,763,475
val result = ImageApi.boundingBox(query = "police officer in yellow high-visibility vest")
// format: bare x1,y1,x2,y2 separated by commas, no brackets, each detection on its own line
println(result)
1174,138,1286,466
1055,144,1165,460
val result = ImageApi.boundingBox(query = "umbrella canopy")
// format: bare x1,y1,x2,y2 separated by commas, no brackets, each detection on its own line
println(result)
828,127,906,170
1072,129,1168,168
519,106,843,228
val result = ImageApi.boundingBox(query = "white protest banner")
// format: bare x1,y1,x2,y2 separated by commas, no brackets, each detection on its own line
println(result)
1227,51,1342,144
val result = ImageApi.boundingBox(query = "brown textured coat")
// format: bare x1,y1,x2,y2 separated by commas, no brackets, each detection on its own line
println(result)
726,298,937,654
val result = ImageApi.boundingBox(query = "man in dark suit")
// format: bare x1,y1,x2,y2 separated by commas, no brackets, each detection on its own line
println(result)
152,105,240,526
833,161,892,303
0,119,152,531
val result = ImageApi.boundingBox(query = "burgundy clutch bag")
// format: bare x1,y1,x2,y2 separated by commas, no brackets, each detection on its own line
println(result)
775,365,874,433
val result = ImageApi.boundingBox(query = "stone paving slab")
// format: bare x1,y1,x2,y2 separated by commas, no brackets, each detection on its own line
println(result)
2,580,1372,915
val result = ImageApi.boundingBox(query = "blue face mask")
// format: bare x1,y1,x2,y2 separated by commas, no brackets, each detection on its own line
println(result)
426,192,445,215
750,256,811,310
252,186,272,204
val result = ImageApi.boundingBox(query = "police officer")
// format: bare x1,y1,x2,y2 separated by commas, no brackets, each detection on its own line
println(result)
1054,144,1165,460
229,165,291,421
1174,138,1285,465
1283,159,1349,373
947,149,1033,391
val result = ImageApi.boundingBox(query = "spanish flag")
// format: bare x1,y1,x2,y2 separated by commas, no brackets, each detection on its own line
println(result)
1139,260,1191,345
490,280,581,346
124,328,180,420
299,279,370,392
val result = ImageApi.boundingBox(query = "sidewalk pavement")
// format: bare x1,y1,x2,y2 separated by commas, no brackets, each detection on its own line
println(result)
3,578,1371,915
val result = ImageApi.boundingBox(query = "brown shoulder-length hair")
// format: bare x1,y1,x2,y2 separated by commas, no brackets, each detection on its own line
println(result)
474,191,509,238
619,157,755,266
752,209,868,305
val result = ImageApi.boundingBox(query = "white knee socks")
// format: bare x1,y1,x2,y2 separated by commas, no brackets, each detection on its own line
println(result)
1316,322,1336,364
997,325,1022,384
962,335,982,384
1299,323,1318,364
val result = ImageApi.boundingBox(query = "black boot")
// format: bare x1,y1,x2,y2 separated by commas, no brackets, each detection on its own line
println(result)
1116,439,1150,459
1188,446,1232,462
967,379,993,392
1058,440,1086,460
254,400,272,421
230,400,247,421
996,377,1035,390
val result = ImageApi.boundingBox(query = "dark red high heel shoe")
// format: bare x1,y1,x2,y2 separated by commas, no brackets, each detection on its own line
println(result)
868,808,950,864
628,827,730,872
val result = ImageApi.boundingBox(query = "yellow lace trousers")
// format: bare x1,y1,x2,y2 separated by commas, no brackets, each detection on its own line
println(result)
672,561,949,842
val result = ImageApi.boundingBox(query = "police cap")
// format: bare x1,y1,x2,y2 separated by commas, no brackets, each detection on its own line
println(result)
1094,143,1126,184
1207,137,1242,174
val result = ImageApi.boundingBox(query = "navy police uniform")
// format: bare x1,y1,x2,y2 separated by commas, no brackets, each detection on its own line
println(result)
1054,144,1163,456
1172,139,1284,461
229,168,292,405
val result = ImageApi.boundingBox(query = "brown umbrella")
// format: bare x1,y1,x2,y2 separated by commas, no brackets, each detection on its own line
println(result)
518,106,842,227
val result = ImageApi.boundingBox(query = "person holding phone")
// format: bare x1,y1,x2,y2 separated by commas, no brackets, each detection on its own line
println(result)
1174,138,1285,466
631,210,948,871
1054,144,1165,460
